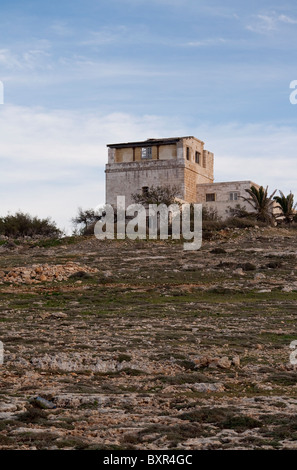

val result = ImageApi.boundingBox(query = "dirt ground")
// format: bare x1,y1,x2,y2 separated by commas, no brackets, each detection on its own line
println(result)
1,227,297,450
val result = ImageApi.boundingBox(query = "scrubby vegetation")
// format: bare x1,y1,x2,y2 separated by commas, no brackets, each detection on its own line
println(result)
241,186,276,225
131,184,180,206
0,212,61,238
71,207,103,235
274,191,297,224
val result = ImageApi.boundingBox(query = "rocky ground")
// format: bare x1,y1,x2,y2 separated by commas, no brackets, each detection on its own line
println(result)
1,227,297,450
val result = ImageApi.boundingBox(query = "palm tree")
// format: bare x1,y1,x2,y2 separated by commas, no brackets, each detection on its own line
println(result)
273,191,297,224
241,185,276,225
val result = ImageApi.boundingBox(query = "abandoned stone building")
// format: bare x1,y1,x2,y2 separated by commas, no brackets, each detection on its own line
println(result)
105,136,259,219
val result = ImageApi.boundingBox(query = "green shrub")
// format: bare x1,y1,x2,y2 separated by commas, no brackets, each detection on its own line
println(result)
226,204,254,219
202,206,221,221
0,212,61,238
225,217,258,228
202,220,226,231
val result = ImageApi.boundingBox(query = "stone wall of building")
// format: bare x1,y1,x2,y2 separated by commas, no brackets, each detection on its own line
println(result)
111,144,178,163
106,136,214,207
182,137,214,202
105,136,271,223
105,160,185,207
196,181,259,219
184,160,214,202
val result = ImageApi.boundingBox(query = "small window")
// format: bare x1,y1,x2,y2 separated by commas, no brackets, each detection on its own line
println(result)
142,186,149,196
141,147,152,159
195,151,201,164
206,193,216,202
230,192,239,201
186,147,190,160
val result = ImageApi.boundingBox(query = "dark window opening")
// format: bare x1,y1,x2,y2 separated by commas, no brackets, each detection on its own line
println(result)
195,151,201,164
206,193,216,202
186,147,190,160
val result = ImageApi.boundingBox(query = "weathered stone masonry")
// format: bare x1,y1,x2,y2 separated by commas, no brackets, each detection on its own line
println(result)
105,135,261,219
106,136,214,206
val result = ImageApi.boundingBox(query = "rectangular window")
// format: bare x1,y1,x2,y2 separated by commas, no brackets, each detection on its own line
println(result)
230,192,239,201
142,186,149,196
186,147,190,160
195,151,201,164
206,193,216,202
141,147,152,159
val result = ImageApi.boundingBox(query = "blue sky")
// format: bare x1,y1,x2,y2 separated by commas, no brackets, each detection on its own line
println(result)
1,0,297,232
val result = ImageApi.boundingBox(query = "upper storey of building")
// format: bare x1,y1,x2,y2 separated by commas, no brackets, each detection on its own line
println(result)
106,136,214,173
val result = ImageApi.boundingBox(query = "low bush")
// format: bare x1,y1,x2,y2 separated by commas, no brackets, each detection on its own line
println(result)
224,217,258,229
0,212,61,238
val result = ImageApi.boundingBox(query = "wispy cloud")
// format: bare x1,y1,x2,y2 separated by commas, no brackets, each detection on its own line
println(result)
184,38,227,47
80,25,172,47
0,49,22,69
247,12,297,34
81,26,129,46
278,14,297,24
247,15,277,33
57,55,170,81
51,20,73,36
0,42,51,71
0,105,183,230
1,105,297,231
195,121,297,195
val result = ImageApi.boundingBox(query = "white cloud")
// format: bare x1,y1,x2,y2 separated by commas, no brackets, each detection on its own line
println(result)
246,14,277,33
51,21,73,36
185,38,227,47
0,43,51,71
61,55,168,79
80,25,173,48
247,12,297,34
81,26,129,46
278,14,297,24
0,49,23,69
0,105,183,231
195,122,297,195
0,105,296,232
0,106,183,168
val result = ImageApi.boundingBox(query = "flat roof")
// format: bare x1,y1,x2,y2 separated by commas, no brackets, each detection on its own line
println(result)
107,136,202,148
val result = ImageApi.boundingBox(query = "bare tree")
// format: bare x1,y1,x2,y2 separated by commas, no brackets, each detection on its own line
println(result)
131,185,180,206
72,207,103,235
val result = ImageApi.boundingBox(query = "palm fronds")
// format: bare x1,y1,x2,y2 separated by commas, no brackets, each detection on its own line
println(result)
273,191,297,223
241,185,276,225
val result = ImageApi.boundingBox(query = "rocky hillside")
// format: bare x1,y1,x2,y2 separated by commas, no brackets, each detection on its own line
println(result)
1,228,297,450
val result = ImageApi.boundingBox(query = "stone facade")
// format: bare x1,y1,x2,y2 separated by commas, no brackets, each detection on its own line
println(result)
196,181,260,219
105,136,267,220
106,137,214,206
